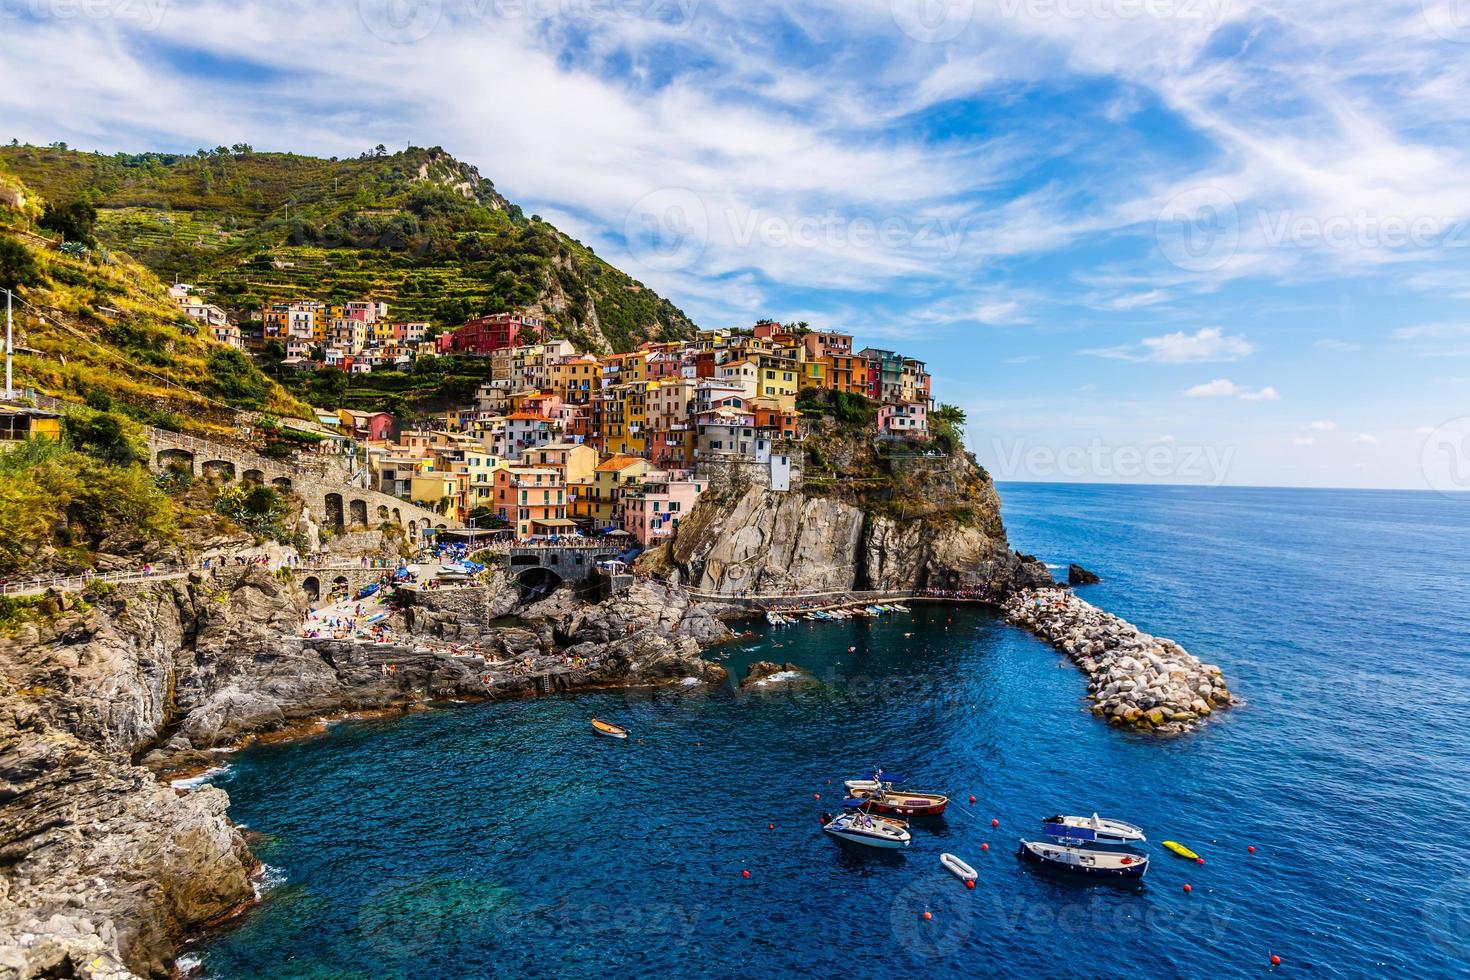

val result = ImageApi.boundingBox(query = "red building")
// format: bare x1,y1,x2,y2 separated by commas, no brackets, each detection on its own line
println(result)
437,313,545,356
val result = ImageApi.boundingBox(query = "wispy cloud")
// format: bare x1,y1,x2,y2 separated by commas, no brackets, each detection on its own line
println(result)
1184,379,1280,401
1085,327,1256,363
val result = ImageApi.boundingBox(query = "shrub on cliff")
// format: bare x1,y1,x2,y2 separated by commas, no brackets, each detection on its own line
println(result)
0,436,175,575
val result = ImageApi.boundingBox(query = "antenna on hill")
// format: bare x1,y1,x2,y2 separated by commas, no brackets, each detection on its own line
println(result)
4,287,12,400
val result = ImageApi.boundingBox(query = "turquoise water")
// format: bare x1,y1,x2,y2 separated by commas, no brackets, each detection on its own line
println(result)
191,484,1470,977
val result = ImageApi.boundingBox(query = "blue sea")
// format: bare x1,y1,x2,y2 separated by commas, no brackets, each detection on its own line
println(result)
189,484,1470,978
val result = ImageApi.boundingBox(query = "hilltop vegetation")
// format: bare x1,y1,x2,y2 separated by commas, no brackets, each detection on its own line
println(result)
0,171,309,432
0,142,697,353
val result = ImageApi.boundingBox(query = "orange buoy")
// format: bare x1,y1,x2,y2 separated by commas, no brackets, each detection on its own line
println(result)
1249,845,1257,853
768,822,774,830
922,911,932,921
1183,883,1192,893
991,818,999,828
965,879,975,890
742,869,750,879
981,843,989,852
813,793,821,799
1270,954,1281,966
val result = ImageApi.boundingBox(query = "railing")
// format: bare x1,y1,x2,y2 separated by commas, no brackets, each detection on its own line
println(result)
0,564,190,597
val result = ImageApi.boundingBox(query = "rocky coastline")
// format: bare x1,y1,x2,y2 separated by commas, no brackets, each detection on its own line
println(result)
1003,588,1235,734
0,566,727,979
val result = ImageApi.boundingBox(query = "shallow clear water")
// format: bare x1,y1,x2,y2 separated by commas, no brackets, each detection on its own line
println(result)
192,484,1470,978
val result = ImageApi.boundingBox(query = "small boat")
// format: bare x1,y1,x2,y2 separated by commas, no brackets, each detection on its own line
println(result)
1162,840,1199,860
821,809,911,849
842,770,949,816
590,718,628,739
1018,839,1148,879
940,852,977,882
356,582,381,599
1043,814,1147,844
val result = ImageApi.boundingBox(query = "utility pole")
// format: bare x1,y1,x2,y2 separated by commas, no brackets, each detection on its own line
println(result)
4,287,12,401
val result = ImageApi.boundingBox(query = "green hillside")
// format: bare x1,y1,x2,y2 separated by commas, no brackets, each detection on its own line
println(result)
0,142,697,353
0,170,310,436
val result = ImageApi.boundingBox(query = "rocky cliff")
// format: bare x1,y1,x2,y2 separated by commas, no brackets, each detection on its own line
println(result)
652,444,1051,597
0,566,725,977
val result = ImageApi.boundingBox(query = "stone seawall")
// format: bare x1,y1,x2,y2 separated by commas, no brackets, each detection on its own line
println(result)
1003,588,1235,735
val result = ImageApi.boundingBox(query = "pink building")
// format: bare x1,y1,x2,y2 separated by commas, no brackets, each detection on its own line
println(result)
878,401,927,439
620,475,708,546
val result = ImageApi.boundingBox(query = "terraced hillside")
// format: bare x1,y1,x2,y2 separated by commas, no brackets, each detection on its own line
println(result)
0,171,309,436
0,143,697,353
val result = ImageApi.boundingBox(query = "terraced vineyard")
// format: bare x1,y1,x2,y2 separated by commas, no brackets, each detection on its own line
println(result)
0,143,697,354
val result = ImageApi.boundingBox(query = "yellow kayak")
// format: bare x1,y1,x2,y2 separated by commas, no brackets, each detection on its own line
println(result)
1162,840,1199,860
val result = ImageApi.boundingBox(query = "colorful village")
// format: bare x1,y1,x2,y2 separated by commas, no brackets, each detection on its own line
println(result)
190,295,935,545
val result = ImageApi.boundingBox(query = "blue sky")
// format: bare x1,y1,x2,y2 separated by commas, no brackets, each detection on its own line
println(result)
4,0,1470,489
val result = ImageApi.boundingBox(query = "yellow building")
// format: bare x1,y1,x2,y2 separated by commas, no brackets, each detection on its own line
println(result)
549,353,602,405
573,455,655,528
0,406,62,442
755,352,799,410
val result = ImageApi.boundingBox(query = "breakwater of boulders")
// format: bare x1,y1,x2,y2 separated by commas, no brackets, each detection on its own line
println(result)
1003,588,1235,734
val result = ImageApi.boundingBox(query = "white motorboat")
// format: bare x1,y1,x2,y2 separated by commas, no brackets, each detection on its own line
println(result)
940,852,977,882
820,810,911,849
1018,839,1148,879
1042,813,1147,844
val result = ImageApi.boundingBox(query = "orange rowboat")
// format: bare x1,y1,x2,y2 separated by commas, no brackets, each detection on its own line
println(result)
590,718,628,739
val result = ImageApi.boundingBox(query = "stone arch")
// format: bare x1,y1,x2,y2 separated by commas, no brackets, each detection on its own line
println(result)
516,566,562,604
156,448,195,473
408,520,418,539
201,459,236,481
301,576,320,601
392,507,401,525
377,505,390,521
242,468,265,484
331,575,349,597
349,498,368,527
436,523,447,531
324,493,345,529
272,477,292,492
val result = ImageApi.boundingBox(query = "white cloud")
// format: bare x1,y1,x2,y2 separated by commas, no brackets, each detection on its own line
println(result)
1184,379,1280,401
1293,437,1317,446
1355,433,1380,444
1307,420,1338,431
1085,327,1256,363
1314,339,1362,351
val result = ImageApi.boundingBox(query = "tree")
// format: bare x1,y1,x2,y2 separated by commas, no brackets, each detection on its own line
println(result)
39,199,98,246
0,235,38,291
931,403,968,453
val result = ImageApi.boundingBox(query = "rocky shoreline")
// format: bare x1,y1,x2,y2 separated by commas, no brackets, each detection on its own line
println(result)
1003,588,1235,734
0,567,729,979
